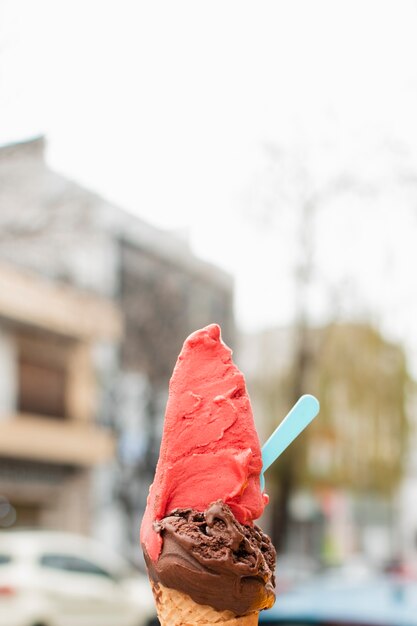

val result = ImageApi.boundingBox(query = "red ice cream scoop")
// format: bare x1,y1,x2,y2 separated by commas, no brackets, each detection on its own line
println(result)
140,324,268,562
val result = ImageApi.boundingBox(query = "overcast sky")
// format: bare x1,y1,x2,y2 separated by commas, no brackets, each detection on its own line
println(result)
1,0,417,369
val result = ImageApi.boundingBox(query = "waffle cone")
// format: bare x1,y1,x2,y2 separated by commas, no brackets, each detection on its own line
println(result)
150,581,259,626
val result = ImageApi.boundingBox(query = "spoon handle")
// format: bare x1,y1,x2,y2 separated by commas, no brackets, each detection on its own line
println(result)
262,394,320,473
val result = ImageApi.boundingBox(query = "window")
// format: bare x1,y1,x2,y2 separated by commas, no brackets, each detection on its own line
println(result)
17,334,71,419
40,554,114,580
0,555,11,566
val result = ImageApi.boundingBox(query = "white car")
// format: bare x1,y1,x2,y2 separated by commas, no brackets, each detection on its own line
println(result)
0,530,156,626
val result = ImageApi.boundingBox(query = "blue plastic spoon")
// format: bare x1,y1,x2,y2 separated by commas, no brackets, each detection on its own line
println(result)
260,394,320,490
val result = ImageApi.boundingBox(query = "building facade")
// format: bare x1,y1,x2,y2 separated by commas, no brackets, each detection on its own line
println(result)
0,262,121,533
0,136,235,561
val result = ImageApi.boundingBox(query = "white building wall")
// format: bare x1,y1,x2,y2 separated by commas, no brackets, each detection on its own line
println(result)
0,327,17,419
397,388,417,565
398,435,417,563
398,477,417,562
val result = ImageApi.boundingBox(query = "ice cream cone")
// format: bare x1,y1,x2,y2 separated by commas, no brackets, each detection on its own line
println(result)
151,581,259,626
141,327,275,622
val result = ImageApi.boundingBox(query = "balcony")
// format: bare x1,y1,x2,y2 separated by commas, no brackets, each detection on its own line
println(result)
0,413,114,465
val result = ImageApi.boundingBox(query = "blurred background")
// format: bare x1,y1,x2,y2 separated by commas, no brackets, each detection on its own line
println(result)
1,1,417,625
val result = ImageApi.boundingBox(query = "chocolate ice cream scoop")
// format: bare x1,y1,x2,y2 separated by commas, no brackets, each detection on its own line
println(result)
140,324,268,564
144,501,276,616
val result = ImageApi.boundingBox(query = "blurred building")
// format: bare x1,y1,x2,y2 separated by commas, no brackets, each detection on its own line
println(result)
398,386,417,566
0,136,235,560
0,263,121,531
240,323,409,565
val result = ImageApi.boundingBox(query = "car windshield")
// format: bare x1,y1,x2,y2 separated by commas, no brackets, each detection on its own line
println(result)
39,553,115,580
261,622,314,626
260,623,317,626
262,623,386,626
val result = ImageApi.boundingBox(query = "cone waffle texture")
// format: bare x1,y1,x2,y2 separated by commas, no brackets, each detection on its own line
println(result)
151,581,259,626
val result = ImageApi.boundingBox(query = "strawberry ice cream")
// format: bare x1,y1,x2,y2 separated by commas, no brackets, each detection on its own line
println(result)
141,324,275,622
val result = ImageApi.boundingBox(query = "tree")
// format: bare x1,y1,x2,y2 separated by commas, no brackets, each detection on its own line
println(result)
252,321,409,559
247,144,377,551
